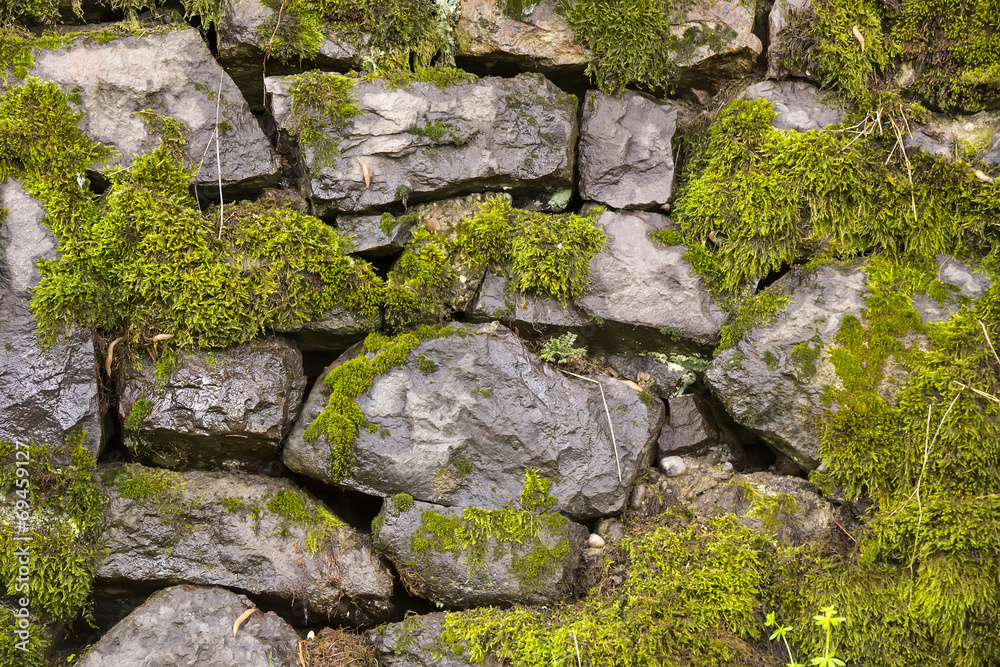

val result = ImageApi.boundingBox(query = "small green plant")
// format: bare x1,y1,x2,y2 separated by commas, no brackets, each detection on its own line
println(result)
539,333,587,365
766,606,847,667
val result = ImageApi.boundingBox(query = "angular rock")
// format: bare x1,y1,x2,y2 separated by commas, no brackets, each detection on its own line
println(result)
912,255,992,323
338,212,418,257
117,339,306,470
904,111,999,163
28,26,279,196
706,261,868,469
97,466,395,623
707,258,992,469
373,498,586,608
578,90,677,209
673,0,763,87
275,306,379,353
283,323,664,520
742,81,843,132
468,211,725,353
0,180,104,461
218,0,363,109
766,0,813,79
266,73,576,214
604,354,695,397
455,0,589,73
369,612,500,667
659,395,719,456
77,585,300,667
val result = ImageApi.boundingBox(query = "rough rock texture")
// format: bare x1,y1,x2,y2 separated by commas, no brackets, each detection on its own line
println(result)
373,499,587,608
283,323,664,520
674,0,763,87
117,339,306,470
666,462,844,545
469,211,724,352
97,467,395,624
0,180,104,460
706,261,868,469
338,213,418,257
904,111,999,163
217,0,363,109
275,307,379,353
455,0,589,72
659,395,720,456
30,26,278,195
742,81,843,131
369,612,500,667
767,0,813,79
578,90,677,209
707,258,992,469
76,585,300,667
266,73,576,214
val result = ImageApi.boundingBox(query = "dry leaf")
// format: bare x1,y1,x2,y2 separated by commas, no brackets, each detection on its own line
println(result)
973,169,994,184
852,25,865,52
232,608,256,637
357,156,371,188
105,337,124,375
620,380,643,392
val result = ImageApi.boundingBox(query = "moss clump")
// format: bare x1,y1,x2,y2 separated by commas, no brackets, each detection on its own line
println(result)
762,349,779,371
441,510,772,665
668,99,1000,302
267,489,346,555
0,438,103,623
717,291,791,351
123,396,154,431
284,71,361,168
0,0,60,22
518,469,557,513
391,493,415,513
417,354,438,375
0,606,48,667
0,25,35,83
790,339,821,380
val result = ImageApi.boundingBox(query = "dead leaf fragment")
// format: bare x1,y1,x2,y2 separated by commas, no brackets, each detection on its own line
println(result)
105,337,124,375
973,169,994,184
233,608,256,637
357,156,370,188
852,25,865,52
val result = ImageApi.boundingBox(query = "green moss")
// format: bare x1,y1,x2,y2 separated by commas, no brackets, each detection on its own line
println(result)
0,440,103,623
0,25,35,83
518,469,556,513
0,0,60,22
391,493,415,513
284,71,361,169
267,489,346,555
408,120,455,142
417,354,438,375
762,349,779,371
671,98,1000,302
0,606,48,667
453,457,472,477
113,464,183,505
366,66,477,90
638,391,658,410
790,339,822,380
123,396,154,431
717,291,791,351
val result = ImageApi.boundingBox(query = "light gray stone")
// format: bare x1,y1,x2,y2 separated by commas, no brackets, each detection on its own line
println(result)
742,81,843,131
373,498,586,608
97,467,395,624
659,455,687,477
266,73,576,214
117,339,306,470
579,90,677,209
904,111,999,164
369,612,500,667
672,0,763,87
29,26,279,196
912,255,992,323
283,323,664,521
77,585,300,667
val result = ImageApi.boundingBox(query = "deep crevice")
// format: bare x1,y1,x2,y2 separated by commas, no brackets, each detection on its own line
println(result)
756,262,792,291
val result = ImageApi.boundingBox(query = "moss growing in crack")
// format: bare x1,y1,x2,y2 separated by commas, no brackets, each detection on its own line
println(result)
0,0,61,22
285,71,361,169
364,66,476,89
518,469,556,513
5,78,380,351
267,489,346,555
391,493,415,513
0,437,103,623
667,98,1000,303
123,396,154,431
0,25,35,83
717,291,791,351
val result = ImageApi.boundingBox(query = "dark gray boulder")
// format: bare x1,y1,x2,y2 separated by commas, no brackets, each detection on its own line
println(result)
76,585,300,667
706,257,991,469
579,90,677,209
275,306,380,353
742,81,844,131
659,395,720,456
28,26,279,196
338,212,418,257
373,498,587,608
604,354,695,397
283,323,664,521
217,0,363,109
97,466,395,624
455,0,589,74
0,179,104,461
117,339,306,470
266,73,576,214
369,612,500,667
468,211,724,353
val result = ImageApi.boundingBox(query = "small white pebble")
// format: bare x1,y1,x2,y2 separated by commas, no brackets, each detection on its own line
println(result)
588,534,605,549
722,461,734,473
660,456,687,477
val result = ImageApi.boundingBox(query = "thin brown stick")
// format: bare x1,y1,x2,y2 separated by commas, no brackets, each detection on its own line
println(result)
821,507,856,543
980,320,1000,367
